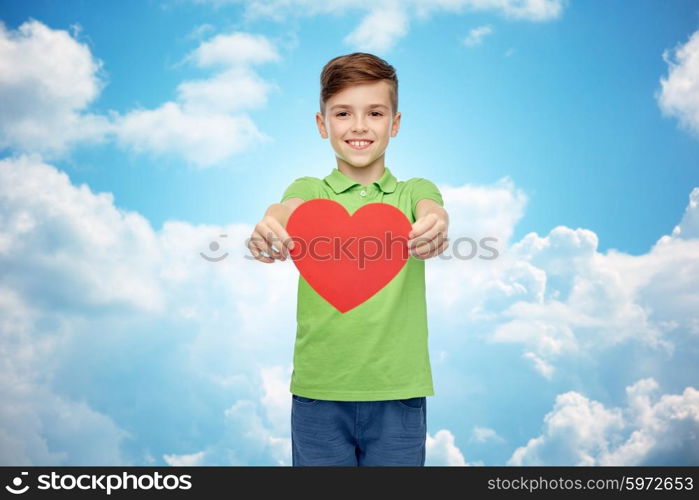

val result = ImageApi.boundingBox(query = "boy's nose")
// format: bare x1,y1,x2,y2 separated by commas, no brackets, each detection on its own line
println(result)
352,121,368,132
353,118,366,132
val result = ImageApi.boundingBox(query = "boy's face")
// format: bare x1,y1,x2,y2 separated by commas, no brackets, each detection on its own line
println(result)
316,80,401,170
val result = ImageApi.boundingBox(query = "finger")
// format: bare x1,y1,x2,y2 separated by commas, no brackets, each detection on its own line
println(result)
261,226,287,260
266,218,294,257
257,225,285,260
262,237,284,260
412,233,448,258
408,214,447,246
414,237,449,260
249,238,274,263
250,238,274,263
409,224,447,250
411,232,442,255
410,216,447,249
409,213,438,240
423,238,449,259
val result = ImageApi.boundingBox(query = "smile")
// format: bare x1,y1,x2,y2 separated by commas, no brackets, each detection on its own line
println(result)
345,140,374,150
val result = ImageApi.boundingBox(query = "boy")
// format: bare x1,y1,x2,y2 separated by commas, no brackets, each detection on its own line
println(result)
248,52,449,466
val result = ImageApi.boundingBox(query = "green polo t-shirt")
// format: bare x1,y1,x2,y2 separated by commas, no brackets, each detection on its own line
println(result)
280,166,444,401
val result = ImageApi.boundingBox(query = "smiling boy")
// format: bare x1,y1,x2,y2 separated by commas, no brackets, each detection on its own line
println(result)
248,52,449,466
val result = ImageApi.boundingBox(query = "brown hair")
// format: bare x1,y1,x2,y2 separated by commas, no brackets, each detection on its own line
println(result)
319,52,398,116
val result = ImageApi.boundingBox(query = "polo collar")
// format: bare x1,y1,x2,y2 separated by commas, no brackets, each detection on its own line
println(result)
324,167,398,194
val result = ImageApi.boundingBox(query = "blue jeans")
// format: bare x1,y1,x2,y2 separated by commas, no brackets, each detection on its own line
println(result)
291,394,427,466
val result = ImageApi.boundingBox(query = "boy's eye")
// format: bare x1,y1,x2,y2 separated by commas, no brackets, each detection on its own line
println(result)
335,111,384,117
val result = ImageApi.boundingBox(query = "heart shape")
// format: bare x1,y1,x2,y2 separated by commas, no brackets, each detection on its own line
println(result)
286,199,412,313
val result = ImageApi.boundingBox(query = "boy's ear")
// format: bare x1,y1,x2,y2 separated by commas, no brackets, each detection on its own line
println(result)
316,112,328,138
391,111,402,137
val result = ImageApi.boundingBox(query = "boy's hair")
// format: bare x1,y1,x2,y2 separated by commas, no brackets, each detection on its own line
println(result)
319,52,398,117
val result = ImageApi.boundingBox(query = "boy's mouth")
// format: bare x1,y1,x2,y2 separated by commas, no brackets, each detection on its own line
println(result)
345,139,374,150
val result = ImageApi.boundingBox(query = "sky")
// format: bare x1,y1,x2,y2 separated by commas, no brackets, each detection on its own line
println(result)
0,0,698,466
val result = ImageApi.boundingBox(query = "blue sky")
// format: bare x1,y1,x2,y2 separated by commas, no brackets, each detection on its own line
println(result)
1,0,698,466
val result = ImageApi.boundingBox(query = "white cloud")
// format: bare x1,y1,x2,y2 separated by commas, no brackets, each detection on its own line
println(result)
470,426,505,443
163,365,292,466
427,429,468,465
163,451,205,466
0,385,131,465
113,102,268,167
430,178,699,377
176,67,276,115
186,31,281,68
113,32,279,167
463,25,493,47
427,176,530,314
0,153,299,464
0,20,279,167
493,0,566,21
343,3,410,52
193,0,566,51
0,153,165,313
509,391,625,465
509,378,699,465
657,29,699,138
200,0,566,21
523,351,555,379
185,23,215,41
672,187,699,239
0,19,111,157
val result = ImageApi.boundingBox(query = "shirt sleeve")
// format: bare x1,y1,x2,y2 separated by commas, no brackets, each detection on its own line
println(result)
280,176,321,203
409,177,444,220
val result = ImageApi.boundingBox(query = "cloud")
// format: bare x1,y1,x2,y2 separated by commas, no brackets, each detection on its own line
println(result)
427,429,469,465
343,3,410,52
0,153,298,464
186,30,281,68
430,178,699,379
463,25,493,47
185,23,215,41
193,0,566,51
163,451,205,466
509,378,699,465
113,31,280,167
470,426,505,443
0,20,280,167
672,187,699,239
657,29,699,138
163,365,292,466
0,19,111,157
112,102,269,167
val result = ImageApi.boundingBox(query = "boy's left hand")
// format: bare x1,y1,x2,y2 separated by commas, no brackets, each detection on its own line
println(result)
407,212,449,260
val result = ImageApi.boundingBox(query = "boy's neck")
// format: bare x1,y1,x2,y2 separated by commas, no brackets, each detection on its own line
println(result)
337,158,385,187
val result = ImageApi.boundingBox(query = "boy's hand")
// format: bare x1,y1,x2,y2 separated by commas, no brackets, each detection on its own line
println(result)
248,201,301,264
407,211,449,260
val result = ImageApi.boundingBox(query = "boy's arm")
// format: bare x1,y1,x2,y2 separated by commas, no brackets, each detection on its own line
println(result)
266,197,305,228
408,198,449,260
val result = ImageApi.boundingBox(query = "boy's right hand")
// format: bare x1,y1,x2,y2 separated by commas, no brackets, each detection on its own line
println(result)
248,199,303,263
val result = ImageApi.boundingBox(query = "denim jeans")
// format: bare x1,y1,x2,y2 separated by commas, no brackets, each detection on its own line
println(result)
291,394,427,466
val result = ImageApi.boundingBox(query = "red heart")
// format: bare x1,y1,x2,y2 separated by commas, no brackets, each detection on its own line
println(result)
286,199,412,313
